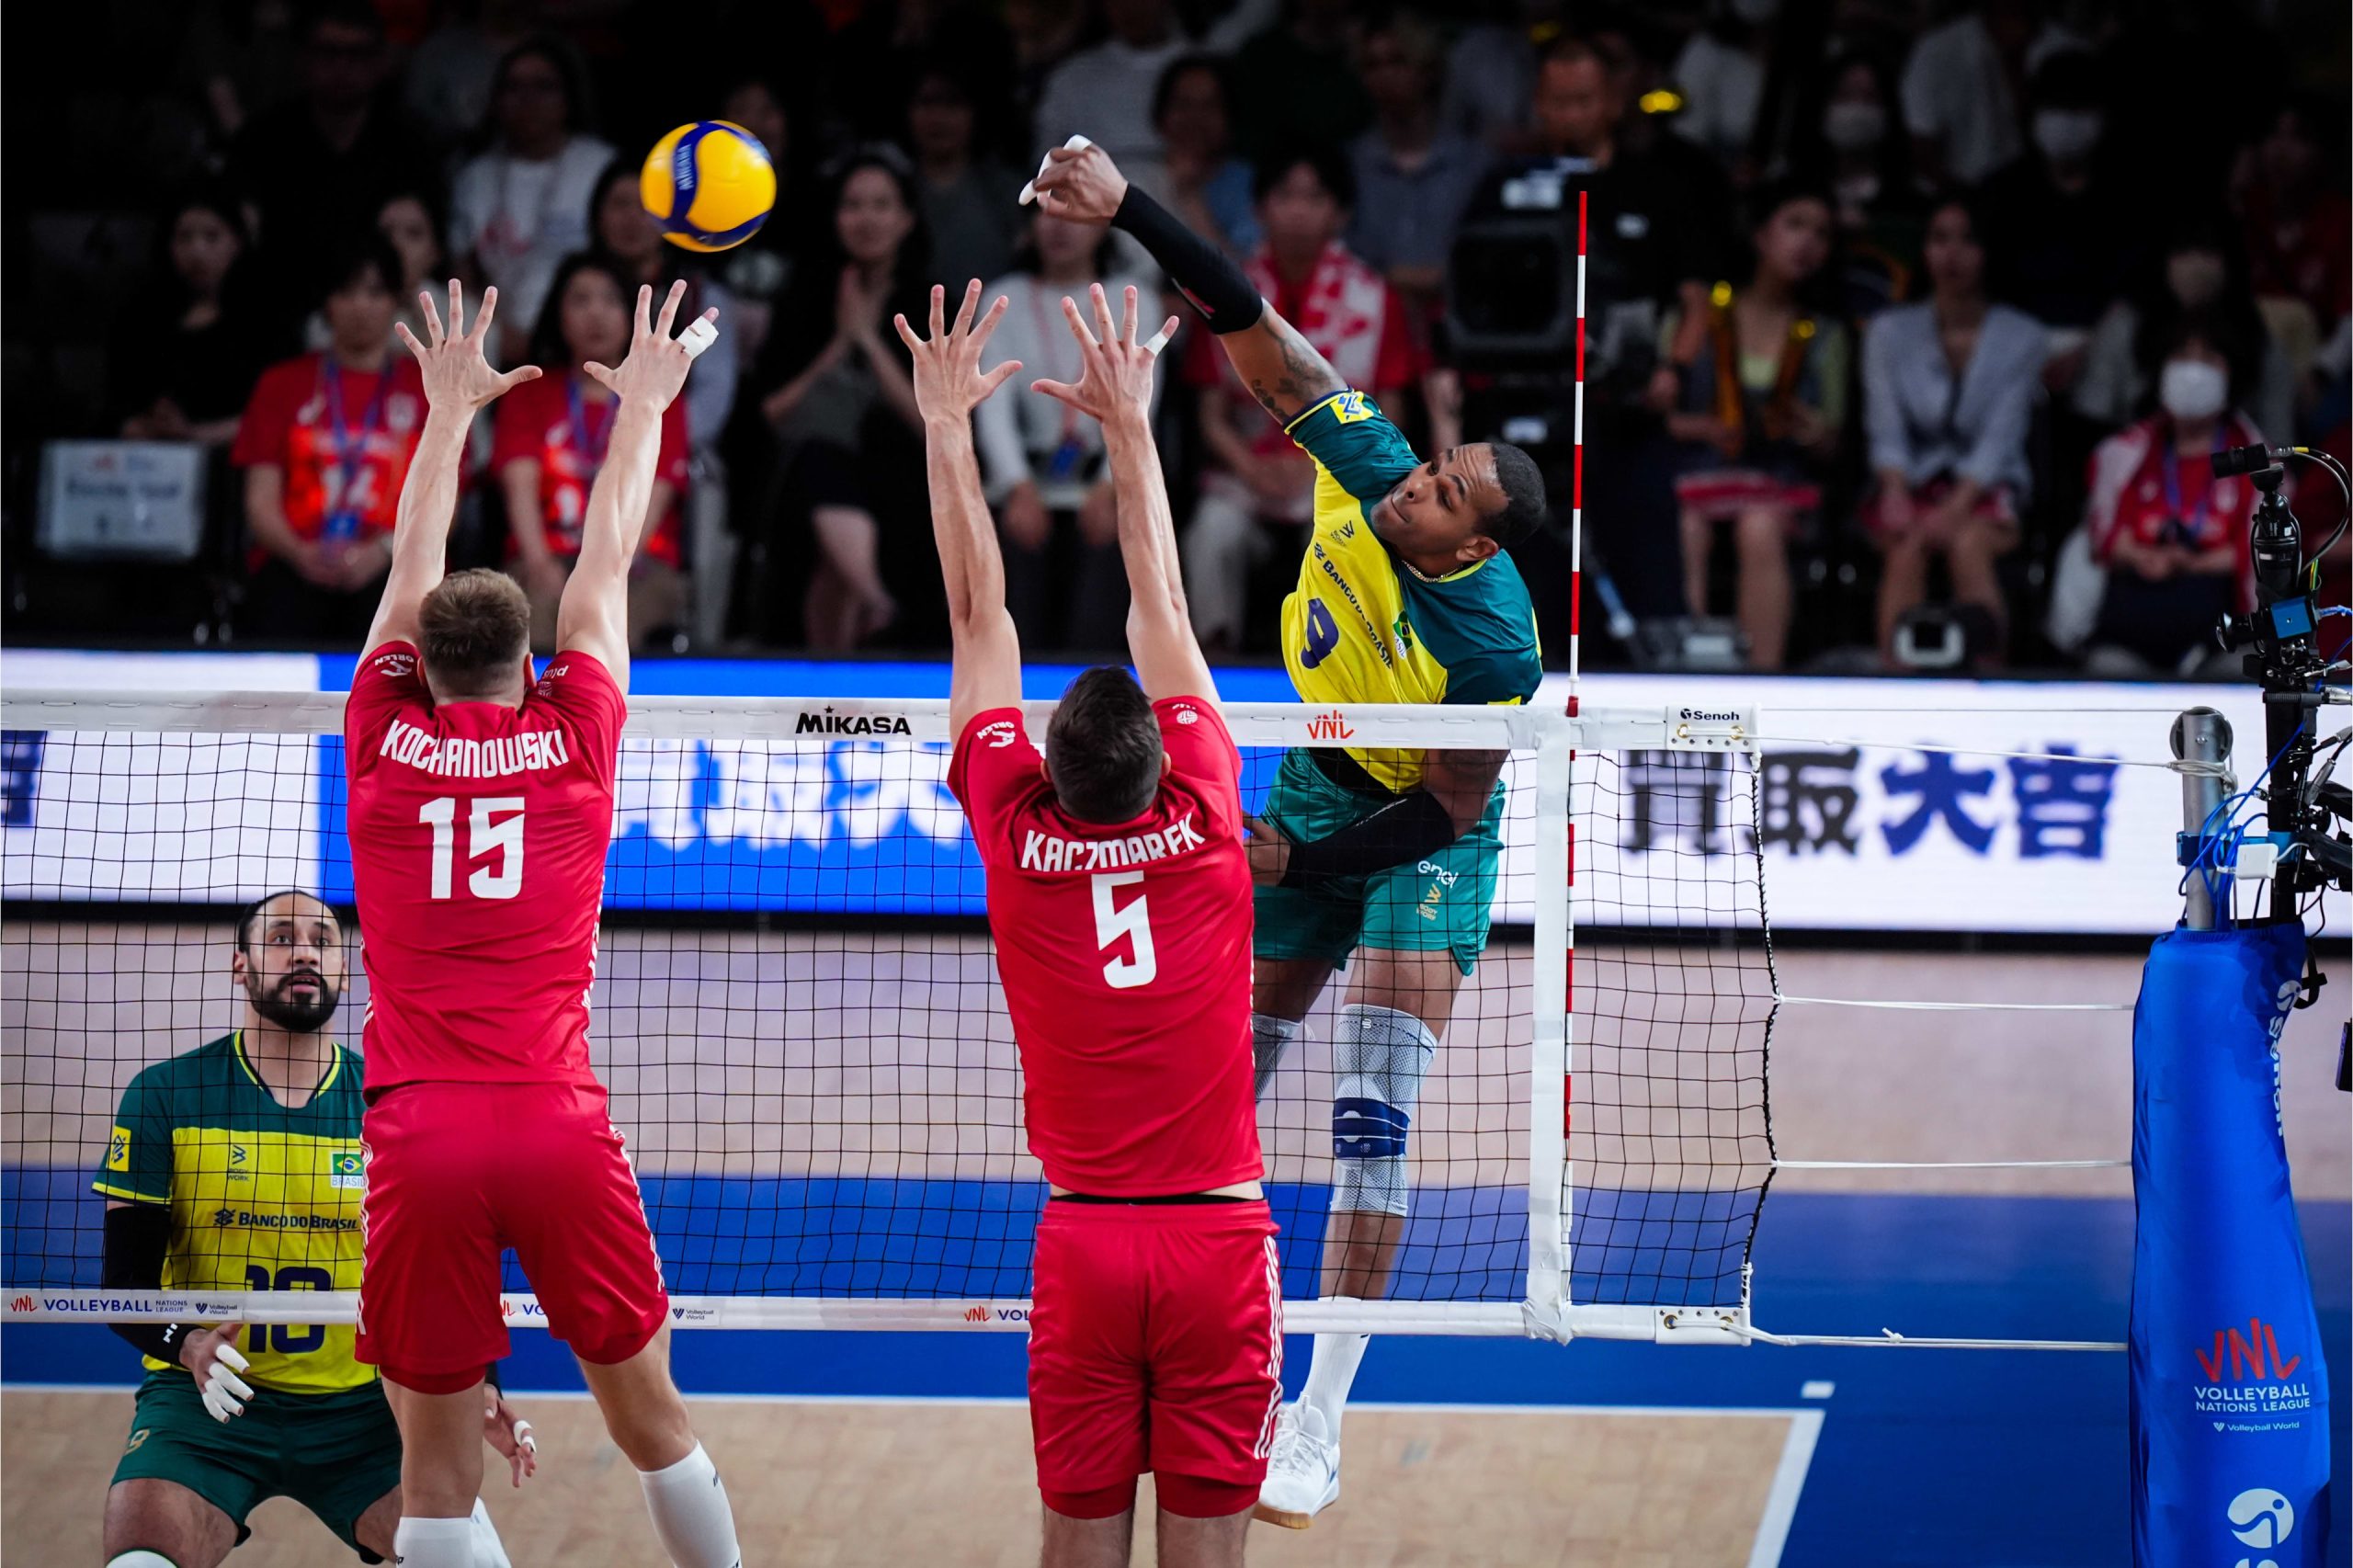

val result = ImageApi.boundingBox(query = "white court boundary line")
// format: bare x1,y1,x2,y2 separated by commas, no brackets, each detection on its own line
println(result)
0,1383,1821,1564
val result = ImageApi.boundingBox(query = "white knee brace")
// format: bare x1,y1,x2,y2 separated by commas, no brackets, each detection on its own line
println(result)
1329,1003,1436,1218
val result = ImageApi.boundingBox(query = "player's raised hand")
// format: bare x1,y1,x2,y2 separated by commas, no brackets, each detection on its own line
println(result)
583,279,719,413
1026,140,1129,225
1030,283,1178,426
484,1388,539,1487
893,279,1022,422
178,1322,254,1422
396,281,542,412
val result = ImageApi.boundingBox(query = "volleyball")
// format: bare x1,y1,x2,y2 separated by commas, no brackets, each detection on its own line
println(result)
641,120,776,253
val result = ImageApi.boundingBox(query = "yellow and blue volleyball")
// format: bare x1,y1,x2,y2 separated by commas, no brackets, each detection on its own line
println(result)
642,121,776,253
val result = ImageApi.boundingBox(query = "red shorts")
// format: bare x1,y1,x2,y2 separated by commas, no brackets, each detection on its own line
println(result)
1028,1199,1283,1517
357,1081,667,1390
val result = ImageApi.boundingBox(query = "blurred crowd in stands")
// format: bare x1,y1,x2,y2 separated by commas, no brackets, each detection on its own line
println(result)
4,0,2347,675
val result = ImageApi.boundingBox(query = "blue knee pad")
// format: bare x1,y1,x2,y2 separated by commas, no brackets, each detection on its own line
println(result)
1329,1004,1436,1218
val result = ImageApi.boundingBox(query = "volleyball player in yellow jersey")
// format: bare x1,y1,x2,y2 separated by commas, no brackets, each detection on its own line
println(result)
95,890,532,1568
1030,142,1549,1529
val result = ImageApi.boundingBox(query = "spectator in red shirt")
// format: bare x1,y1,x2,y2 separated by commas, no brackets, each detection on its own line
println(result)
2072,312,2267,674
494,253,692,651
1178,147,1427,652
232,233,426,642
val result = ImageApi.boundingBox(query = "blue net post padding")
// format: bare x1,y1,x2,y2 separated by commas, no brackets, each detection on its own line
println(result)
2131,923,2331,1566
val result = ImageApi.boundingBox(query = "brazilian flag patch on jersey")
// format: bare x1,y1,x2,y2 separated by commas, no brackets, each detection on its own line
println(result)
328,1152,364,1190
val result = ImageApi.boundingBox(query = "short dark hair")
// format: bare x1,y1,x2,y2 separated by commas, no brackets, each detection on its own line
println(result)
1253,143,1355,210
235,889,335,956
1481,442,1547,551
1152,53,1230,129
418,569,531,695
1045,667,1163,824
317,231,404,311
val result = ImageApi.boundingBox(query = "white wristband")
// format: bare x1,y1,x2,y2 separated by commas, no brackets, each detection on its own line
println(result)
1019,134,1094,206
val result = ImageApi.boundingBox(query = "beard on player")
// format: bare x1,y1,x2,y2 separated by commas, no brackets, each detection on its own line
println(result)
247,962,341,1033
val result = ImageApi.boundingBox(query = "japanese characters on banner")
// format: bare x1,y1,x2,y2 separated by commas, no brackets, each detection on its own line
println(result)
0,655,2336,936
1540,674,2314,936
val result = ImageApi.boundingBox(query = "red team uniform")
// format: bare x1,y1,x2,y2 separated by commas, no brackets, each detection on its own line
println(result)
949,697,1282,1517
344,642,666,1391
489,372,691,569
232,353,429,570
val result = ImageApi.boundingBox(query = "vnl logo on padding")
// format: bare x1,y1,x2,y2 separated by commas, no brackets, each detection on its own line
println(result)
2226,1485,2292,1568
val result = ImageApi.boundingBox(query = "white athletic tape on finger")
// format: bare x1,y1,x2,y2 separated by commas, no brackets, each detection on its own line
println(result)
514,1420,537,1452
1019,134,1094,205
678,317,719,361
1142,327,1171,357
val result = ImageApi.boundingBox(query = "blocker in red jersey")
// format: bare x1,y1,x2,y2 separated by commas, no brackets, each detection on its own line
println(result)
904,278,1277,1565
343,279,742,1568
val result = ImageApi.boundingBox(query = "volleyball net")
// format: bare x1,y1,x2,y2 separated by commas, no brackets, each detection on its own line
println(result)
0,691,1770,1341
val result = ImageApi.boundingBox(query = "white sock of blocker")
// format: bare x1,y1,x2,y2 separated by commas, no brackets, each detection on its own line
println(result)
470,1497,512,1568
639,1442,743,1568
392,1515,475,1568
1299,1319,1372,1439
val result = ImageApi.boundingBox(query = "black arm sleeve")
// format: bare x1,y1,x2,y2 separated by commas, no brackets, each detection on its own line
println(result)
1111,184,1265,335
1278,789,1460,890
102,1202,189,1366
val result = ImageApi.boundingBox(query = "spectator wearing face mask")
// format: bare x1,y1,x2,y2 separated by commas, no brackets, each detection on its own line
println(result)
2075,214,2295,445
2053,313,2266,674
1897,0,2091,188
1809,51,1927,322
1978,51,2139,394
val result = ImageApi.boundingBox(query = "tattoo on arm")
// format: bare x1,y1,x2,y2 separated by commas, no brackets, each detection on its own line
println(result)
1245,317,1346,425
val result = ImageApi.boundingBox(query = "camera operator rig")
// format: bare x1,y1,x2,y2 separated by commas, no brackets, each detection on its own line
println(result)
2183,441,2353,1086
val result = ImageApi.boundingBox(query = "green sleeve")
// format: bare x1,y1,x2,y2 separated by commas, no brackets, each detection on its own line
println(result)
95,1069,173,1205
1284,389,1421,503
1440,647,1541,707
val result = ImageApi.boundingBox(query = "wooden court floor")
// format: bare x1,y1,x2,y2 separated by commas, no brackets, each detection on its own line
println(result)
3,1391,1805,1567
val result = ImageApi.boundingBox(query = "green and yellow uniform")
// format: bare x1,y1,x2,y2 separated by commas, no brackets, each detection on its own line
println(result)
97,1032,402,1556
1262,389,1543,972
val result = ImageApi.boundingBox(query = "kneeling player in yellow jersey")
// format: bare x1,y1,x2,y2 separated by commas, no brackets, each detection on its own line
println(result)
96,890,534,1568
1030,142,1549,1530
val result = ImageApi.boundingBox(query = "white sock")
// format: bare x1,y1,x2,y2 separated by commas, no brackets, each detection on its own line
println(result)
105,1555,181,1568
470,1497,511,1568
392,1515,474,1568
639,1441,743,1568
1299,1324,1371,1440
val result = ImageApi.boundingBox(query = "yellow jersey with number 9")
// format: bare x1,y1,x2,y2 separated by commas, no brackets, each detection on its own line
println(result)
1279,390,1542,791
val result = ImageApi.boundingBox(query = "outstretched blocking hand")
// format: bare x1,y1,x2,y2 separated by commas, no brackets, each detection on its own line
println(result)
893,279,1023,423
395,281,541,413
584,279,718,414
1030,283,1177,427
1028,142,1130,226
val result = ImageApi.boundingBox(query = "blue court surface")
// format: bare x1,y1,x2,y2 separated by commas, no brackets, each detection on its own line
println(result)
7,1189,2343,1565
